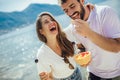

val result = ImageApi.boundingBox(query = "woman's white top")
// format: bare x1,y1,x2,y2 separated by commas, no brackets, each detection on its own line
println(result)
36,44,79,79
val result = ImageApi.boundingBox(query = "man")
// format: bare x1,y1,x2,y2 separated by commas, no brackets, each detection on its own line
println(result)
58,0,120,80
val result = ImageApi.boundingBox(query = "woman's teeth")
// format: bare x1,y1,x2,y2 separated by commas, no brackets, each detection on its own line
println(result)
50,26,56,31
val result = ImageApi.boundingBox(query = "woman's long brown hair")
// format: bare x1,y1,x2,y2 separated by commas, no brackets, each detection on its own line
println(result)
36,12,74,69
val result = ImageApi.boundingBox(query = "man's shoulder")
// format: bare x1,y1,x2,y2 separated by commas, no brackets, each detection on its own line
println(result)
92,5,115,20
95,5,113,14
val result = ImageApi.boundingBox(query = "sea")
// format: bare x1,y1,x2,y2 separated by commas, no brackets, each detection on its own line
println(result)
0,0,120,80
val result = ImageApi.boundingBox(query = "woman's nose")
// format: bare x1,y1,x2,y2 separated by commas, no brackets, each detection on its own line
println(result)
48,20,53,24
49,21,54,26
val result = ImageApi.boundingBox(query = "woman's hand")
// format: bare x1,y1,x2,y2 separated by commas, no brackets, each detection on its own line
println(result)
39,72,53,80
39,65,53,80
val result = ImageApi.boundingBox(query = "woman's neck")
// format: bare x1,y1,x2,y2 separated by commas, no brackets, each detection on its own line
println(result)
47,36,58,46
46,38,62,56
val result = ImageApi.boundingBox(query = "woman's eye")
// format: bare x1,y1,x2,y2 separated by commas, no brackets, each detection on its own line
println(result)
44,20,49,24
51,19,55,21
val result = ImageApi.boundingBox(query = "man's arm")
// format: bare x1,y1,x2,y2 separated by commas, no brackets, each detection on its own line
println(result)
88,30,120,53
72,19,120,53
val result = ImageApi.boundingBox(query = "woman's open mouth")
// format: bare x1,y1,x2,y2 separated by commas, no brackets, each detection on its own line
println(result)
50,26,56,32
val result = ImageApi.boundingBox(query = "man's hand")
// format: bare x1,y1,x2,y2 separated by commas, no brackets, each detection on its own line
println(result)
72,19,120,52
72,19,92,38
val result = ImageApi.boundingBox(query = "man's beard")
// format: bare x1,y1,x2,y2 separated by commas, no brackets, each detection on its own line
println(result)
70,4,85,20
80,5,85,20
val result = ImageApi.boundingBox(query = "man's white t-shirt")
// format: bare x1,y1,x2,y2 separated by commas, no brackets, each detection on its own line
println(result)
64,5,120,78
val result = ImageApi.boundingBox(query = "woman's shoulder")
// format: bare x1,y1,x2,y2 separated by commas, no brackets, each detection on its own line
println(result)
36,44,47,58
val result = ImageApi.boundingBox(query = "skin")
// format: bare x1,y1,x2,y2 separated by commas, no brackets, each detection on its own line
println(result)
61,0,120,53
39,15,61,80
39,65,53,80
40,15,61,56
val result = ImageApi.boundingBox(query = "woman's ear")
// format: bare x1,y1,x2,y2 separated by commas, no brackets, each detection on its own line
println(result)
39,29,44,35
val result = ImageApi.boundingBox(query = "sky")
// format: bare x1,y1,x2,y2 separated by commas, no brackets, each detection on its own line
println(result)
0,0,58,12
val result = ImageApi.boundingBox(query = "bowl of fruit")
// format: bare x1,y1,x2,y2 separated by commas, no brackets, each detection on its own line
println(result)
74,51,91,66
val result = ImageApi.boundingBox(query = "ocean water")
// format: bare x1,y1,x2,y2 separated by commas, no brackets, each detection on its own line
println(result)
0,0,120,80
0,24,40,80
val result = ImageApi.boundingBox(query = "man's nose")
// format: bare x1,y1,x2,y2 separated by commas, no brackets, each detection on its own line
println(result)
67,9,74,17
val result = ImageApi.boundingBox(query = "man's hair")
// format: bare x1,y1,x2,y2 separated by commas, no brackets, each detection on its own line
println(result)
58,0,80,4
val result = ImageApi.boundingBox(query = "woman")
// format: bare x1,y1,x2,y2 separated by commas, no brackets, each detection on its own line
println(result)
36,12,82,80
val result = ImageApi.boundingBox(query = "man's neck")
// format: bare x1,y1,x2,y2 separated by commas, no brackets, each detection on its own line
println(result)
84,4,94,21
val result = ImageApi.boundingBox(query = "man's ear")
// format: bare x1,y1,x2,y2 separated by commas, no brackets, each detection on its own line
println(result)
80,0,85,5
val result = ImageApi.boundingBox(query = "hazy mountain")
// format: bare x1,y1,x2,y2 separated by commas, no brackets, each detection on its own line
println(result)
87,0,107,4
0,4,64,35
